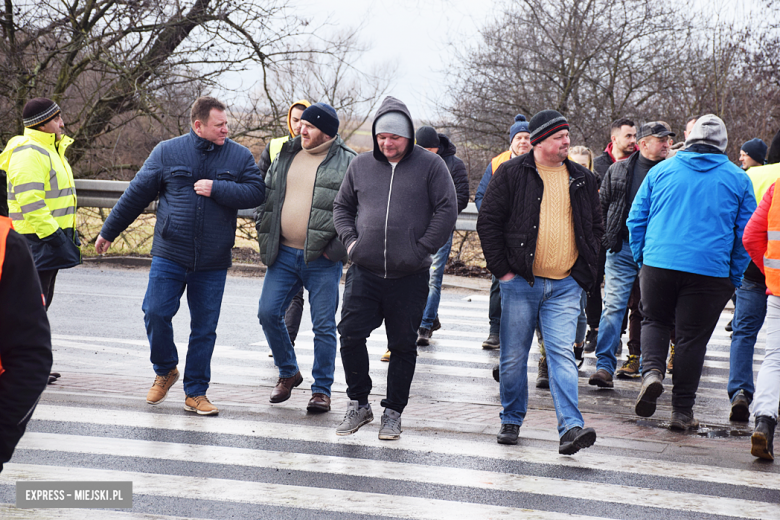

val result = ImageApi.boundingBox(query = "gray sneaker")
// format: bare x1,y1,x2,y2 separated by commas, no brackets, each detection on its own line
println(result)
378,408,402,440
336,400,373,436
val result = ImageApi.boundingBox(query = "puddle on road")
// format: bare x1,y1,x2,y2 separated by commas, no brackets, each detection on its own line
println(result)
697,427,752,438
627,418,753,438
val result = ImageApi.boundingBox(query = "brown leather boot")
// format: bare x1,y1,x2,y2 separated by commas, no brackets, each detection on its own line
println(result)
270,371,303,403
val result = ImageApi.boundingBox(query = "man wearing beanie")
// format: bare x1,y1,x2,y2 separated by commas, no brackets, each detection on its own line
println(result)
1,97,81,310
477,109,602,454
412,125,469,349
333,96,457,440
96,96,265,416
256,102,356,413
628,114,755,430
740,138,767,170
475,114,532,350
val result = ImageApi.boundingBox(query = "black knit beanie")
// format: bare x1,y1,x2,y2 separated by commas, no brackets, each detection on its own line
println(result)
23,98,61,128
301,102,339,137
415,126,440,149
741,138,767,165
529,110,569,146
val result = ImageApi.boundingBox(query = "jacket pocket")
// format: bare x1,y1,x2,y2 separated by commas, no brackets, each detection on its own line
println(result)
217,171,236,181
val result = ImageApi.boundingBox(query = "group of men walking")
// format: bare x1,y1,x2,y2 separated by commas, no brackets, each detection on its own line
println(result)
2,92,779,470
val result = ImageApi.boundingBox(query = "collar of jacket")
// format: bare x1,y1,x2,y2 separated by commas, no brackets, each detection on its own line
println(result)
23,127,74,153
519,150,588,182
189,128,225,152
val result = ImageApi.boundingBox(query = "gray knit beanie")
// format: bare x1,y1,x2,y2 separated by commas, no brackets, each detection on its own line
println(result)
375,111,413,139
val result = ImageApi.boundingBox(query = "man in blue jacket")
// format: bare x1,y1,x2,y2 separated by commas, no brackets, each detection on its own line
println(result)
628,114,755,430
95,96,265,416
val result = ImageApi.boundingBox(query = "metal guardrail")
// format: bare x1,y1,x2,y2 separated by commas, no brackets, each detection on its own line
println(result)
74,179,478,231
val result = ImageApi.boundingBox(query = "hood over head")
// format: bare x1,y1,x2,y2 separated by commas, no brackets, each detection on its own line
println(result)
287,99,311,138
685,114,728,153
372,96,415,162
437,133,457,157
766,128,780,165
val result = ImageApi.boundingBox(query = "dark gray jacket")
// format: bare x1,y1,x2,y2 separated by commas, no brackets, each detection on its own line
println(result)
600,151,639,253
333,96,458,279
256,134,356,266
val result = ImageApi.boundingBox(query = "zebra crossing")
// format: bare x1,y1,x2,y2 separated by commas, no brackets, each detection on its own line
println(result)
1,266,779,519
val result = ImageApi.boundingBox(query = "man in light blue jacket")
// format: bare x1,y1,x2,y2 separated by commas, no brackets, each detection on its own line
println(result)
627,114,756,431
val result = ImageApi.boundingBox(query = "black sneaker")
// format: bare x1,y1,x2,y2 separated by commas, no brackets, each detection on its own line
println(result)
482,333,500,350
635,369,664,417
492,364,500,383
670,409,699,431
583,329,598,353
432,316,441,332
559,426,597,455
536,356,549,389
729,390,751,422
725,319,733,332
497,423,520,445
416,327,432,346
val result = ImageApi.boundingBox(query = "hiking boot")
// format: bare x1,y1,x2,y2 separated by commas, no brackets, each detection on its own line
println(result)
417,327,432,346
729,390,751,422
432,316,441,332
336,400,373,436
667,342,675,374
492,364,500,383
583,329,598,353
588,369,614,388
269,370,303,403
751,415,776,461
573,343,584,361
146,368,179,405
307,393,331,413
559,426,597,455
536,356,549,389
670,409,699,431
482,333,500,350
381,349,391,362
635,369,664,417
378,408,403,440
616,355,640,379
184,395,219,416
497,423,520,445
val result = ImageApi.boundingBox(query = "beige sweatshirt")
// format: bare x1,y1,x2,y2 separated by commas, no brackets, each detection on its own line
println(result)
533,162,579,279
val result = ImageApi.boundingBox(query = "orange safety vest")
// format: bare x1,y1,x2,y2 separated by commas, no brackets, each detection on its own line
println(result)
0,215,12,376
490,150,513,175
764,191,780,294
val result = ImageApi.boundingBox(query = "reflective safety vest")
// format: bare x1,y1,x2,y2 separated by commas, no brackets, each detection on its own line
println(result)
490,150,512,175
268,135,291,164
764,189,780,294
0,215,11,376
1,128,77,239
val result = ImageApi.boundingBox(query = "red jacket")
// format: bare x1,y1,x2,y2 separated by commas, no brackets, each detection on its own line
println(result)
743,183,775,294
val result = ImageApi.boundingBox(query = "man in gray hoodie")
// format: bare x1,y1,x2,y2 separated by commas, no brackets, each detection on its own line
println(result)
333,96,458,440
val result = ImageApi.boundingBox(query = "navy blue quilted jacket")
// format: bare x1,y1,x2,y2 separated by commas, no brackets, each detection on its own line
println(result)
100,130,265,271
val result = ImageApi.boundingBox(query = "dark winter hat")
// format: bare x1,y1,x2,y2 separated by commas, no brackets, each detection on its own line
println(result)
637,121,675,142
301,102,339,137
23,98,61,128
767,129,780,165
529,110,569,146
741,138,767,165
509,114,530,144
685,114,728,153
416,126,440,149
375,111,413,139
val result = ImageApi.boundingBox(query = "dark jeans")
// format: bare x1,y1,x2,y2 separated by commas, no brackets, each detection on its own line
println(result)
338,265,428,413
37,269,58,311
284,287,306,345
627,278,642,356
639,265,733,411
489,275,501,334
586,245,607,329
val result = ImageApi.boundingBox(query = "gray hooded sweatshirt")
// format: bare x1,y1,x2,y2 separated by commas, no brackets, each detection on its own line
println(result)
333,96,458,279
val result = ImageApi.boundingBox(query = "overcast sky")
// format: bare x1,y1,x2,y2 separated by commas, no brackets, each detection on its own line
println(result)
300,0,496,121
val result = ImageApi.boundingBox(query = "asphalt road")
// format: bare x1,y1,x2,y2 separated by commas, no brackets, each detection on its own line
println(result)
1,264,778,520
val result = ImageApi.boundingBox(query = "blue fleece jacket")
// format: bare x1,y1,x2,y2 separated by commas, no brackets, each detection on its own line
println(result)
627,150,756,286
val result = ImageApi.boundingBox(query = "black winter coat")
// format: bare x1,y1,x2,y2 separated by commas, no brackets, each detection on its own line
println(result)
593,151,613,186
436,134,470,213
600,151,639,253
476,152,603,293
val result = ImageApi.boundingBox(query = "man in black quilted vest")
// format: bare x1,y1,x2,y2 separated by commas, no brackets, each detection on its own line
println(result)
477,109,603,454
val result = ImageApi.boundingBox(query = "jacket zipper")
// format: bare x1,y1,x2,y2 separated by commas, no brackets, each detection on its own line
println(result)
383,163,397,278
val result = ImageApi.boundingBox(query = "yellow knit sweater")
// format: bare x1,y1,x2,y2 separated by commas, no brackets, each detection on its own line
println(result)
533,162,579,279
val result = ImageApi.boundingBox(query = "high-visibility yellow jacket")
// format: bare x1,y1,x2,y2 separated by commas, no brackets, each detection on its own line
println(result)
2,128,77,238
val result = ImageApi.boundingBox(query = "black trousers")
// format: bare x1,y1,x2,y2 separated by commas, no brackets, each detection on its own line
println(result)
586,245,607,329
338,265,428,413
37,269,58,311
639,265,733,411
488,276,501,334
284,286,305,345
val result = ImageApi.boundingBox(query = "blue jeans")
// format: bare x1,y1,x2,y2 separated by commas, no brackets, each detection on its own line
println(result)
420,233,452,329
499,275,584,436
142,256,227,397
595,242,639,373
257,245,343,396
728,278,767,400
